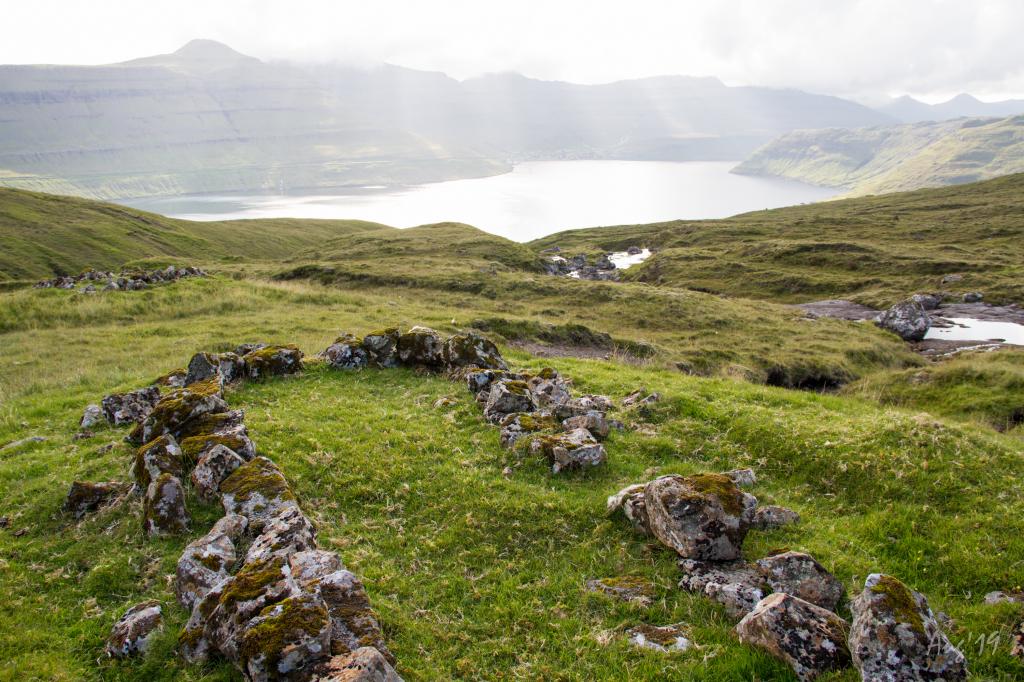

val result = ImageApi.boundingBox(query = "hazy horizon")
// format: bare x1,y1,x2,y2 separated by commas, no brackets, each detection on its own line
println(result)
4,0,1024,102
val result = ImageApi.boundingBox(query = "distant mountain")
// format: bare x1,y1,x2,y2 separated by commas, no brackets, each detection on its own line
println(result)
733,115,1024,196
0,40,892,200
878,93,1024,122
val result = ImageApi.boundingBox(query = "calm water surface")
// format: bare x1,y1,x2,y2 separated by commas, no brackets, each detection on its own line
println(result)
126,161,839,241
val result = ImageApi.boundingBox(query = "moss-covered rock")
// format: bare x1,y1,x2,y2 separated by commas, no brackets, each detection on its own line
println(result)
105,600,163,659
175,514,247,611
239,593,332,680
101,386,161,426
176,409,246,440
191,444,246,502
849,573,966,681
361,328,400,368
442,332,507,371
220,457,298,529
62,480,129,519
180,425,256,464
528,427,607,473
321,333,368,370
143,473,189,536
643,473,756,561
397,326,444,367
483,379,537,423
129,379,228,444
242,345,304,380
132,434,184,490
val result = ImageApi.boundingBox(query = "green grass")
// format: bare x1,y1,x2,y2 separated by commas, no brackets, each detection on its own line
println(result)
0,275,1022,680
531,173,1024,307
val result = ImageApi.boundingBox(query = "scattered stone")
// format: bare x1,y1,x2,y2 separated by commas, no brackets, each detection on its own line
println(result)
105,600,163,658
132,434,184,490
626,623,692,653
62,480,129,519
191,444,246,501
562,411,610,439
432,396,456,409
875,300,931,342
242,344,304,380
678,559,768,618
607,483,651,534
849,573,967,682
644,473,757,560
756,551,844,613
726,468,757,488
910,293,942,310
623,390,660,408
940,274,963,284
736,593,851,681
483,380,537,423
585,576,656,607
312,647,404,681
101,386,161,426
176,514,248,610
752,505,801,530
962,291,984,303
529,428,607,473
0,435,46,452
323,334,369,370
983,590,1024,605
35,266,205,292
143,473,189,536
80,404,103,429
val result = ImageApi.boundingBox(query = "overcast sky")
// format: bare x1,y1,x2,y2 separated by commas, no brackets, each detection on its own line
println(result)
4,0,1024,101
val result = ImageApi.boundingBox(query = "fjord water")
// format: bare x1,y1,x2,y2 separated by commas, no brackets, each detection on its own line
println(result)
126,161,839,241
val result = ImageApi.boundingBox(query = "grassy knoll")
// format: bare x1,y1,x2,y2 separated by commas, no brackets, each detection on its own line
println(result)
845,350,1024,434
0,276,1022,680
531,173,1024,307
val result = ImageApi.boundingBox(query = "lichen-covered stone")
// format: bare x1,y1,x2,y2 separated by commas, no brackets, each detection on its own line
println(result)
529,427,607,473
607,483,651,534
442,332,507,371
101,386,161,426
176,514,248,610
133,434,184,490
155,368,187,388
62,480,129,519
875,300,931,341
185,352,221,386
242,344,304,380
528,377,572,408
220,457,299,530
396,326,444,367
129,378,228,444
143,473,189,536
244,506,317,565
585,576,656,607
562,411,610,439
235,342,269,357
177,409,246,440
105,600,163,658
678,559,768,618
498,411,556,449
315,568,392,662
464,368,518,393
753,505,800,530
757,552,844,613
240,592,332,681
191,444,246,501
726,468,757,488
361,329,400,368
736,593,851,681
849,573,967,681
552,394,613,420
644,473,757,560
80,404,102,429
483,380,537,423
626,623,692,653
181,424,256,463
323,334,369,370
312,647,404,681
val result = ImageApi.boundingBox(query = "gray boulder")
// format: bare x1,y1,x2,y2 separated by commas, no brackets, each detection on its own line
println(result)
396,326,444,367
529,427,607,473
175,514,248,610
644,473,757,560
607,483,651,534
562,411,610,439
361,328,400,368
191,444,245,501
323,334,369,370
143,473,189,536
442,333,507,370
132,433,184,490
80,404,103,429
736,593,851,681
483,380,537,423
678,559,768,618
101,386,161,426
875,300,931,341
753,505,801,530
849,573,967,681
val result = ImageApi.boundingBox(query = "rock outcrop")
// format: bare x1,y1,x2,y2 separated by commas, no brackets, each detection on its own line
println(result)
875,300,931,341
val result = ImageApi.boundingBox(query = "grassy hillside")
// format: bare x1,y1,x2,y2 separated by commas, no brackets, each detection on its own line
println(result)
732,115,1024,196
0,276,1022,680
532,173,1024,307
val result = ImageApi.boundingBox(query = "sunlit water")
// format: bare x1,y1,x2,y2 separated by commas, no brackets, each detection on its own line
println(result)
125,161,839,241
926,318,1024,345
